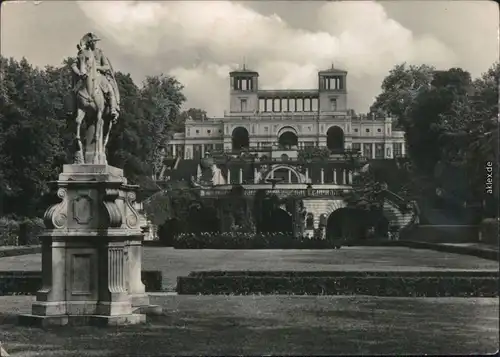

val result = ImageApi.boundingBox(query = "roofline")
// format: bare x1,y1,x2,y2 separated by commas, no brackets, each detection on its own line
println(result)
318,69,348,75
229,70,259,77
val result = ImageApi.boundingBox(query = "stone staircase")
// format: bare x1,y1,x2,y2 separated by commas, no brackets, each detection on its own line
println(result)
382,191,418,232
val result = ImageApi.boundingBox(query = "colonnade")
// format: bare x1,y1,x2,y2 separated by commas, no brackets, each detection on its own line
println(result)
226,167,354,185
260,97,319,112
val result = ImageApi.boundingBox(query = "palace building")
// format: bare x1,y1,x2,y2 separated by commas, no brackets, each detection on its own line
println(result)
166,65,406,161
146,66,418,242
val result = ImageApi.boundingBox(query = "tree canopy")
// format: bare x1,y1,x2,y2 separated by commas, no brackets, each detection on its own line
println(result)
0,55,188,218
372,61,499,218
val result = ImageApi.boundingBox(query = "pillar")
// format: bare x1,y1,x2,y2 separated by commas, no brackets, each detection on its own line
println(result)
320,168,325,184
172,145,176,157
343,169,347,185
19,164,160,327
348,170,353,184
305,168,309,182
254,168,258,184
288,170,292,183
227,169,231,184
239,168,243,184
333,169,337,184
127,238,149,308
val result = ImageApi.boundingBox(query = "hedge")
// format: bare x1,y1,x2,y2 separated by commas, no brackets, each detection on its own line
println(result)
0,270,163,295
344,239,498,261
173,232,343,249
0,217,44,246
0,246,41,258
187,270,499,278
380,240,499,261
177,275,499,297
480,218,498,245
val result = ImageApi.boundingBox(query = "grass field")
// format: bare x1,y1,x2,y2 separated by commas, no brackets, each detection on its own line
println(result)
0,247,497,291
0,294,498,356
0,247,498,355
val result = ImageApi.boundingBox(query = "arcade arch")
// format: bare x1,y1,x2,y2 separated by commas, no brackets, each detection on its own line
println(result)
326,126,344,152
277,126,299,149
232,127,249,150
264,165,304,184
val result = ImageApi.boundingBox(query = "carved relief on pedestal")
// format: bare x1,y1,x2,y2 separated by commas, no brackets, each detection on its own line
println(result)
125,191,140,229
44,188,69,229
73,195,93,225
103,188,122,228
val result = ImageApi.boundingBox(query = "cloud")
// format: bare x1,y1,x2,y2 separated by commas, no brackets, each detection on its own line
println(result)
76,1,458,116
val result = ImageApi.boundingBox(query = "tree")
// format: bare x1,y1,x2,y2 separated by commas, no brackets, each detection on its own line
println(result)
143,181,199,228
404,67,473,174
297,146,331,162
171,108,208,134
370,63,435,127
140,75,186,179
343,169,390,239
0,57,68,217
106,72,152,185
372,61,498,220
0,55,189,219
436,63,499,217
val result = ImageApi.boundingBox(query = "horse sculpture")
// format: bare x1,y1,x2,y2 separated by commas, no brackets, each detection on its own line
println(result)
73,47,117,165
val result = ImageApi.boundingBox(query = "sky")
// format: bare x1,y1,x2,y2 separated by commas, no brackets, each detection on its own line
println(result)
1,0,498,116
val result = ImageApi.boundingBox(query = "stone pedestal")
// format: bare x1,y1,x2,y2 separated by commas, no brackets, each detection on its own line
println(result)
18,164,161,327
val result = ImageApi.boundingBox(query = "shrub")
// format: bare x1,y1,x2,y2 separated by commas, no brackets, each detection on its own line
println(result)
0,246,41,258
0,270,164,295
172,232,342,249
177,274,499,297
0,217,44,246
0,217,20,246
480,218,498,244
18,217,44,245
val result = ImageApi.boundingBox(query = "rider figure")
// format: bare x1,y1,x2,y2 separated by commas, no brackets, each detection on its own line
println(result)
71,33,119,120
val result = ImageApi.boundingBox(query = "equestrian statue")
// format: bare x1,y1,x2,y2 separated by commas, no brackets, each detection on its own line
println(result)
71,32,120,164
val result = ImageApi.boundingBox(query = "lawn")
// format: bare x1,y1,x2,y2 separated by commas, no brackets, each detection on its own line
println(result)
0,294,498,356
0,247,497,291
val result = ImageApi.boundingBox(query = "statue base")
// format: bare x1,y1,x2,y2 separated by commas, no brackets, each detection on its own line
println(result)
18,164,161,328
84,151,108,165
18,313,146,327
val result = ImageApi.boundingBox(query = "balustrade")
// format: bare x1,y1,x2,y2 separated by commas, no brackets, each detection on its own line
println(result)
200,187,351,198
